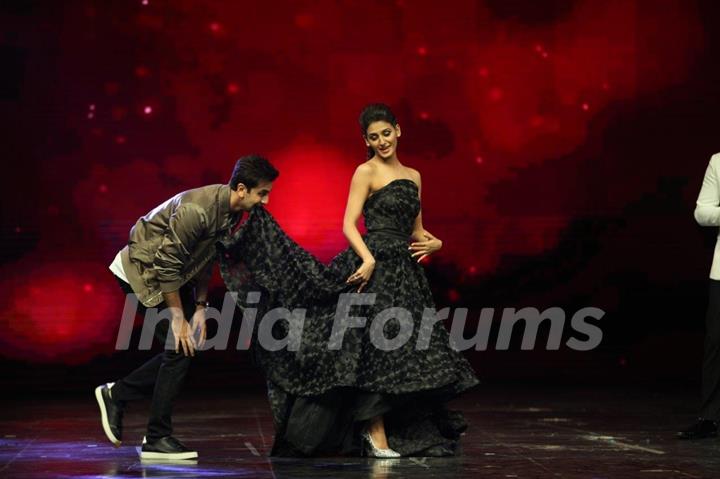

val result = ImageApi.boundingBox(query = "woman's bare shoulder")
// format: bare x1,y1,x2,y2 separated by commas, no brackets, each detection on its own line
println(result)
405,166,421,182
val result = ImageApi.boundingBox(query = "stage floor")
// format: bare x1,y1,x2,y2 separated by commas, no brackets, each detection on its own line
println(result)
0,386,718,478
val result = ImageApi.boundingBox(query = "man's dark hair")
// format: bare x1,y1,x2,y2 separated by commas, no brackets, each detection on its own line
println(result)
229,155,279,190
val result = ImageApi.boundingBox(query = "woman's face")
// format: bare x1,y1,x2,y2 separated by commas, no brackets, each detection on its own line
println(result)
364,121,401,160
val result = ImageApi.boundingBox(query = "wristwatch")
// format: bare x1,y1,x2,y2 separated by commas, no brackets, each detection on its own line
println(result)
195,300,210,308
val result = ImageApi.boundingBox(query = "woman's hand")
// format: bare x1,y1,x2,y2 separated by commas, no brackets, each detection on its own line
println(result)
409,232,442,263
346,258,376,292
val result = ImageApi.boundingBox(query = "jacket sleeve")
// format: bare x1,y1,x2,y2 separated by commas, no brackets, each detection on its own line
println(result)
695,155,720,227
154,204,207,292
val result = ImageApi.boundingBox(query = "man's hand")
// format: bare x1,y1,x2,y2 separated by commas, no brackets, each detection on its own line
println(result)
171,314,196,357
191,306,207,350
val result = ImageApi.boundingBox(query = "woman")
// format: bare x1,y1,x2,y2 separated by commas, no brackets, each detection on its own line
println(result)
219,104,479,457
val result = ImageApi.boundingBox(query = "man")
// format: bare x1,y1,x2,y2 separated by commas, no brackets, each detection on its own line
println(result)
95,155,278,459
680,152,720,439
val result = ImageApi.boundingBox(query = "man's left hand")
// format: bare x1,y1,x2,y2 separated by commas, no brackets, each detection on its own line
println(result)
191,307,208,350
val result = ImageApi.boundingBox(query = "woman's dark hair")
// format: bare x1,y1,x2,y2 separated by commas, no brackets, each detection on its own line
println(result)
358,103,398,159
229,154,279,190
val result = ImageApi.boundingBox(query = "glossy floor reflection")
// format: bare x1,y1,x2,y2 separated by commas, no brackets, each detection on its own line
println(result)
1,386,719,478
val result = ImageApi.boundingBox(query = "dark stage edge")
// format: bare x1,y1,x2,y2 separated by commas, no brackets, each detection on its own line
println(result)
0,387,718,478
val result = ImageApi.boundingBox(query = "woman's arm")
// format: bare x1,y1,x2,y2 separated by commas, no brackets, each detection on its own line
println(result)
408,170,443,263
342,164,376,291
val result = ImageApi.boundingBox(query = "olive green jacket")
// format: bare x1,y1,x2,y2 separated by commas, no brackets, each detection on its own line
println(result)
118,184,237,307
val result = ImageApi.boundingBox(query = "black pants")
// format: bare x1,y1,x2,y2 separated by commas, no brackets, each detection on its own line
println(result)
701,279,720,420
111,277,196,441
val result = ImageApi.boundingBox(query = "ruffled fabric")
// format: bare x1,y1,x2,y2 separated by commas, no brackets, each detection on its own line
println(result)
219,179,479,456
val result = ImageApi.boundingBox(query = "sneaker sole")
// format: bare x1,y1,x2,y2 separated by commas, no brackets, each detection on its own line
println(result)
139,457,198,465
94,385,121,447
140,450,198,460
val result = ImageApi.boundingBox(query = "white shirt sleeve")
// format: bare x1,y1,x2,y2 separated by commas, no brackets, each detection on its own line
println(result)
694,154,720,227
109,250,128,283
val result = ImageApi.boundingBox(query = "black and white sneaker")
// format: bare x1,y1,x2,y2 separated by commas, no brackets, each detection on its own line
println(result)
94,382,123,447
140,436,198,460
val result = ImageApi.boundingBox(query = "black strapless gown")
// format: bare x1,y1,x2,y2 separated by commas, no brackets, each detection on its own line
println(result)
219,179,479,456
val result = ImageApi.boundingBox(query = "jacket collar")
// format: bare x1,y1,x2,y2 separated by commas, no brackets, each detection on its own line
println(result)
217,184,238,232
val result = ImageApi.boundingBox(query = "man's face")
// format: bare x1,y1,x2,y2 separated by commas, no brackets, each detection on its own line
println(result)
237,180,273,211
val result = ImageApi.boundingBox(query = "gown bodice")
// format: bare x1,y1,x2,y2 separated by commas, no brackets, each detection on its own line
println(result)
362,179,420,238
